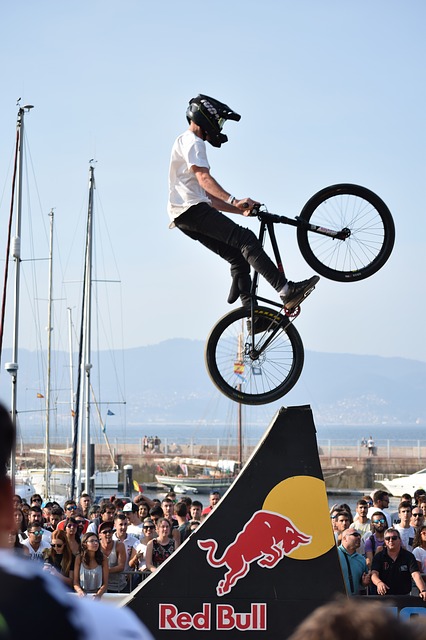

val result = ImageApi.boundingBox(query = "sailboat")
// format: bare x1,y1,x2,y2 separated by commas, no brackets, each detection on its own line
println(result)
2,109,120,501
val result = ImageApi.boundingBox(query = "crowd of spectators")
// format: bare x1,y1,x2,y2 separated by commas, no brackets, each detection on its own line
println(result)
9,487,221,597
332,488,426,598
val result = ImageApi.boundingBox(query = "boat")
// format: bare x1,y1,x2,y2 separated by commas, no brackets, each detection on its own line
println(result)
2,113,120,501
155,457,236,494
375,468,426,497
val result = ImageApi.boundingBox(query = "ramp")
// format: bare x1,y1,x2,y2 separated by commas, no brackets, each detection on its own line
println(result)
125,405,346,638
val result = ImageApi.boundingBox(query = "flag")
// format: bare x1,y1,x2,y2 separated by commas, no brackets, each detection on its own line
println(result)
107,409,115,416
37,393,44,398
133,480,142,492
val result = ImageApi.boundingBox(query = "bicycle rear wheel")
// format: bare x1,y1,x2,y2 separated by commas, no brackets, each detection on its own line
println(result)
297,184,395,282
205,306,304,405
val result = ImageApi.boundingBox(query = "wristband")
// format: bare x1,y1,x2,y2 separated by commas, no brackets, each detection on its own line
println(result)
226,195,236,205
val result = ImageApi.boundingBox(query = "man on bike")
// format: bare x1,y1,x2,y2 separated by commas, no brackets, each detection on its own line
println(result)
167,94,319,314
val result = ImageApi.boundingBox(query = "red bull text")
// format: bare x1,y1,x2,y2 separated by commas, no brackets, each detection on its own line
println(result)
198,510,312,596
159,603,267,631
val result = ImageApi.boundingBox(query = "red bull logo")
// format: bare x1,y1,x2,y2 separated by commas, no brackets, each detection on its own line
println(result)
198,509,312,596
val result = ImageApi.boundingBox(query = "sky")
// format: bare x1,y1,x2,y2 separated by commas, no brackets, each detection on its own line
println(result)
0,0,425,366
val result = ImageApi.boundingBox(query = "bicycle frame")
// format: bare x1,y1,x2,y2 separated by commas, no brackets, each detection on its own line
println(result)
248,210,349,319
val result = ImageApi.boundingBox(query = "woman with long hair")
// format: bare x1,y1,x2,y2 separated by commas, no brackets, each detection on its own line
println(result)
145,518,178,573
412,525,426,574
73,532,108,598
43,529,74,588
64,516,81,556
13,507,28,541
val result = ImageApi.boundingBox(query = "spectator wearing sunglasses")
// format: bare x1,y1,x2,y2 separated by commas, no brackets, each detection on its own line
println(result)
364,511,387,569
371,527,426,596
129,519,156,571
64,517,82,556
43,529,75,589
23,505,51,543
22,523,51,561
411,507,425,530
337,529,370,596
98,521,127,593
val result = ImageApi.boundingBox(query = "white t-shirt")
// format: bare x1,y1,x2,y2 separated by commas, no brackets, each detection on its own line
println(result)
22,537,51,561
168,129,211,225
113,533,139,570
395,524,416,551
413,546,426,572
127,523,144,540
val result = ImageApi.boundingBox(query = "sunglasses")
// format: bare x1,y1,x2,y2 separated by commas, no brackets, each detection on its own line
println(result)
385,535,399,541
66,505,77,510
143,525,154,530
373,519,386,524
413,513,423,517
51,543,64,548
66,523,77,528
30,530,43,536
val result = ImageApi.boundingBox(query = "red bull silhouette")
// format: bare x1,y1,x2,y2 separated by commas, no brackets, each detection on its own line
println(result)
198,510,312,596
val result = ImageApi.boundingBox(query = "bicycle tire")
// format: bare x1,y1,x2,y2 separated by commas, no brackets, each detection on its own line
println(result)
296,184,395,282
205,306,304,405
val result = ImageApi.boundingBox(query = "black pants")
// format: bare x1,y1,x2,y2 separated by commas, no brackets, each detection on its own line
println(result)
175,203,286,307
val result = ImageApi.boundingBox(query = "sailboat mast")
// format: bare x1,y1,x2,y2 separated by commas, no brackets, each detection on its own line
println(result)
7,104,33,486
83,165,95,494
67,307,75,444
44,209,54,497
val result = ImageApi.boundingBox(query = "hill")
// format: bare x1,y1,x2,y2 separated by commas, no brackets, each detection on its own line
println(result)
1,340,424,426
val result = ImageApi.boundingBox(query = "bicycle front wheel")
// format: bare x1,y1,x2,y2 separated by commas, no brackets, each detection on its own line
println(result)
205,306,304,405
297,184,395,282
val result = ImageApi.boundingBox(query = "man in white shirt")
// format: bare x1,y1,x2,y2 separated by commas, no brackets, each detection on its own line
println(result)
168,94,319,316
22,523,51,560
367,490,392,528
395,500,415,551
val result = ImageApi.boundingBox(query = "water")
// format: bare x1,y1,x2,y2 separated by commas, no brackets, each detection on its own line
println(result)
18,422,426,447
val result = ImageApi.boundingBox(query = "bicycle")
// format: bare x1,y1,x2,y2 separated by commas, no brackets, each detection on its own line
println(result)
204,183,395,406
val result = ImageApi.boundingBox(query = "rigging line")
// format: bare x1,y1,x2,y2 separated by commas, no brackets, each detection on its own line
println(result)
89,382,117,469
0,123,20,364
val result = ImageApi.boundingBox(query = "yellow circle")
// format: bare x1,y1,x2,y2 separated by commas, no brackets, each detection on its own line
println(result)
262,475,334,559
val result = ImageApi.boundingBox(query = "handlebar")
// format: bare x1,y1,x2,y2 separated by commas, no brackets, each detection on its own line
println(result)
249,204,285,224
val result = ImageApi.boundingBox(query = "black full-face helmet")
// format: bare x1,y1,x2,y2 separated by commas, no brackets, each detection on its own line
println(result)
186,94,241,148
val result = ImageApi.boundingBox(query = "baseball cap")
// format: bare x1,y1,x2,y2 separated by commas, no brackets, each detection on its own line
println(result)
98,521,115,534
123,502,134,512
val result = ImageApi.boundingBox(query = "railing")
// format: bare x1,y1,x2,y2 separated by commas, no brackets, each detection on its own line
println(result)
317,439,426,460
19,436,426,461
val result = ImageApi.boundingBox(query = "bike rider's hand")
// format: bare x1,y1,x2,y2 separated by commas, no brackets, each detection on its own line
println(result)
234,198,260,215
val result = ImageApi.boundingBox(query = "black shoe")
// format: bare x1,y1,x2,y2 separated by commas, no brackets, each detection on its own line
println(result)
247,315,274,335
280,276,320,311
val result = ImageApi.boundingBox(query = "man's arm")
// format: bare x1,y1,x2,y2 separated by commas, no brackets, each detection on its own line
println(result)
191,165,258,214
371,569,389,595
411,570,426,599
